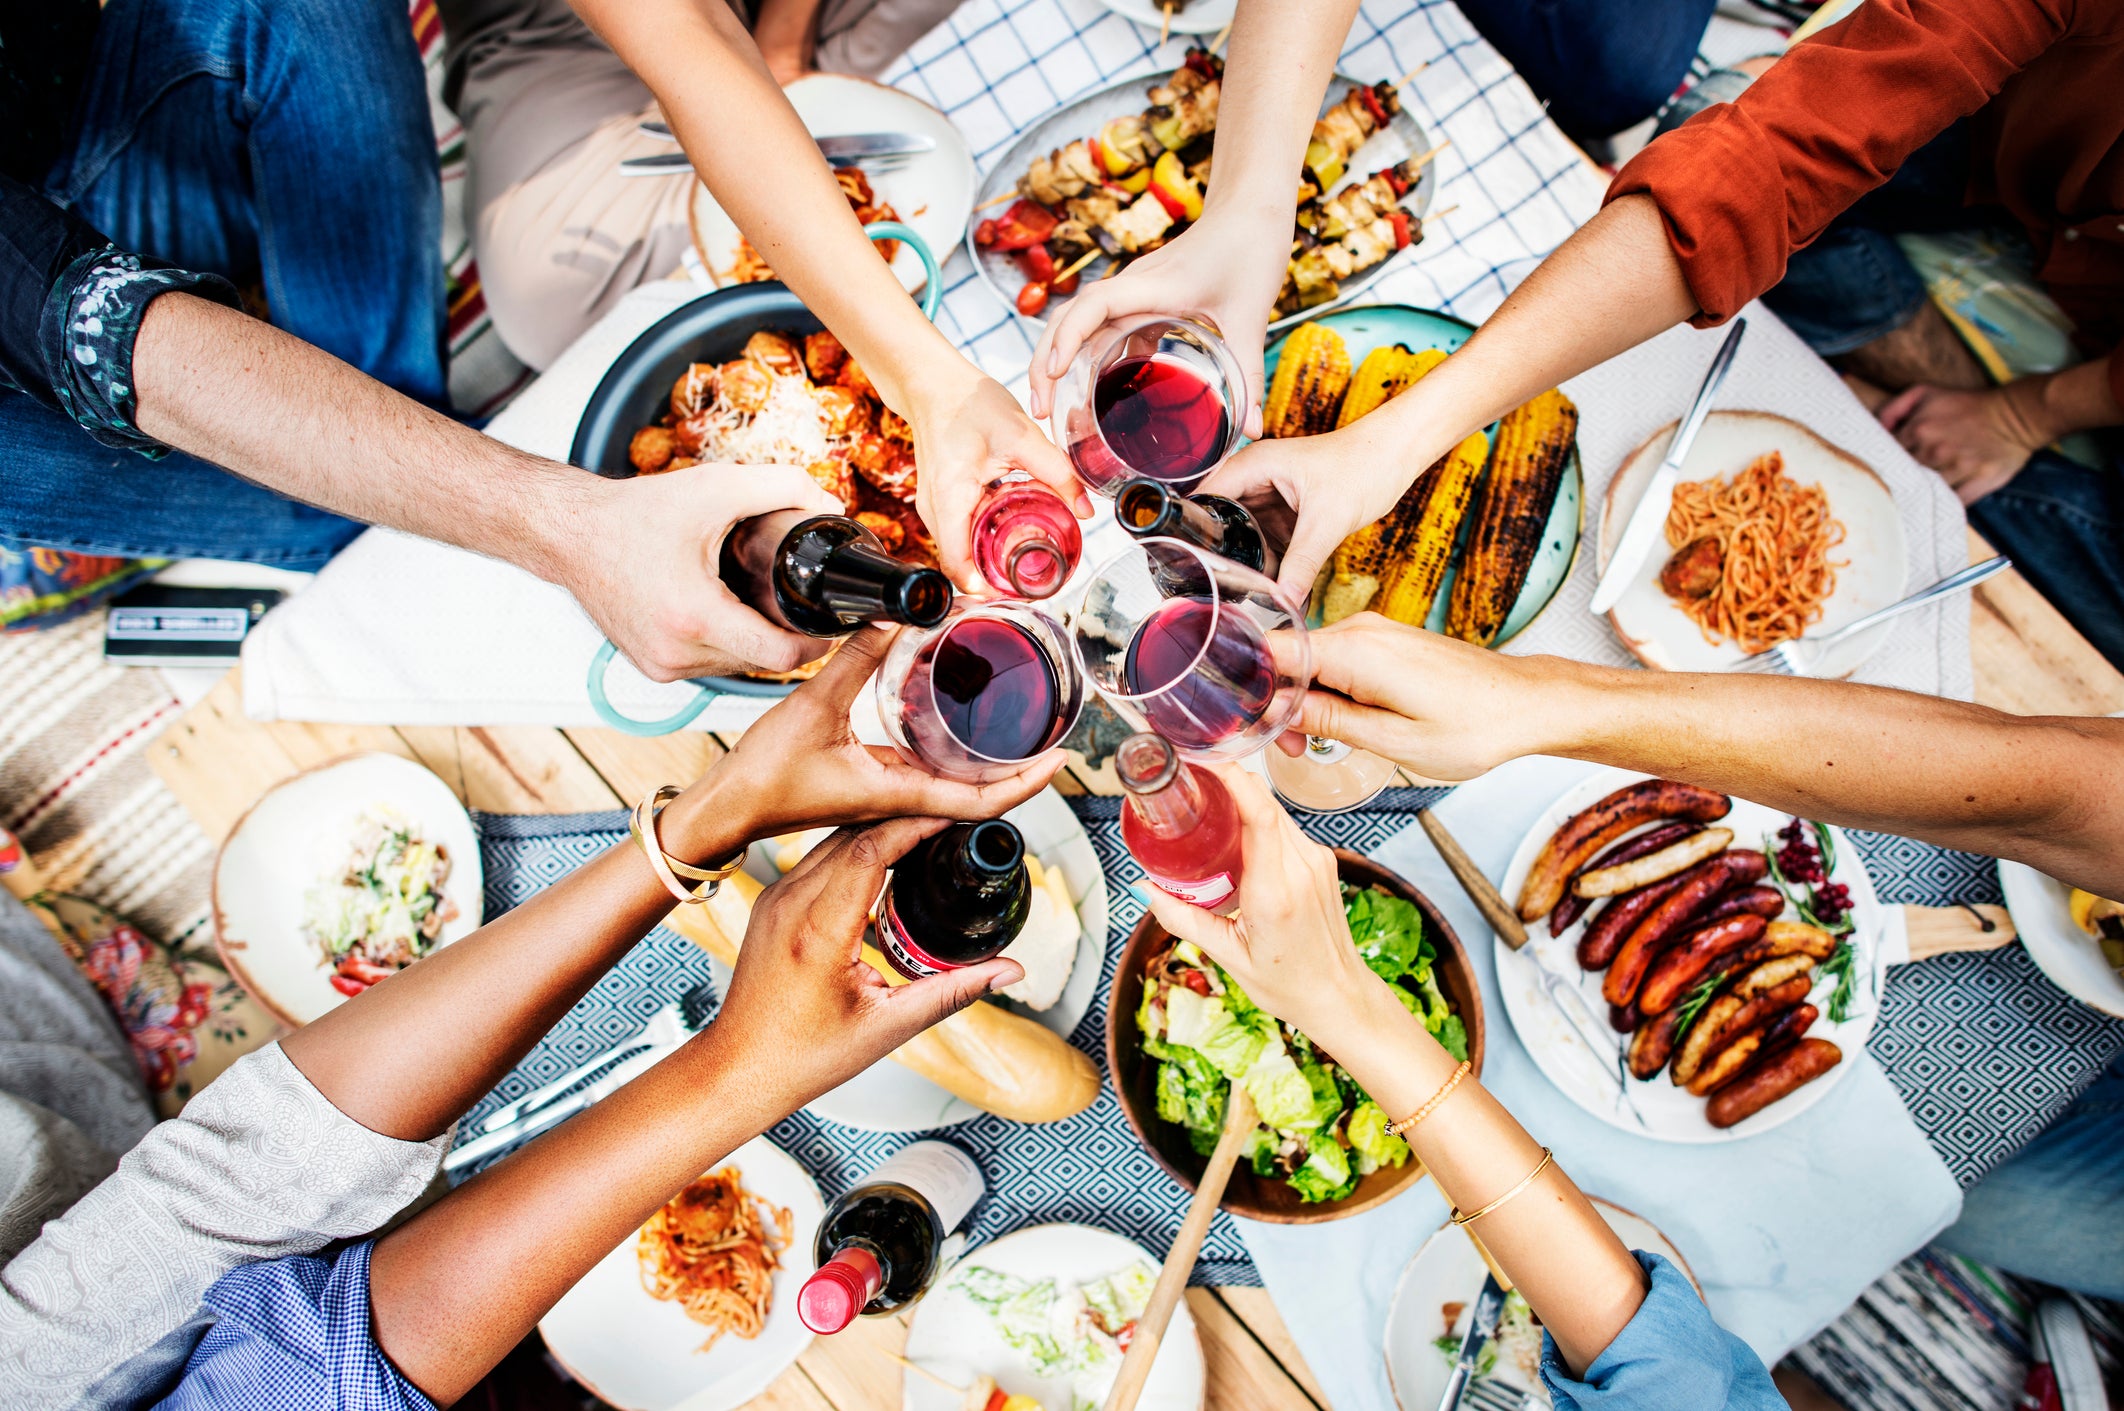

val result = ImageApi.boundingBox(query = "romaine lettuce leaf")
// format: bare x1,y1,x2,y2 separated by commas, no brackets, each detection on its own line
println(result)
1244,1124,1280,1177
1242,1042,1324,1131
1346,886,1429,983
1301,1062,1344,1130
1432,1013,1470,1064
1347,1099,1412,1174
1164,984,1270,1080
1289,1133,1358,1202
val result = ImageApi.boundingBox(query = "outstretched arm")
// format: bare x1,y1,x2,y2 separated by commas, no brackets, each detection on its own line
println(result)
278,624,1061,1143
368,819,1023,1404
1290,615,2124,896
571,0,1084,589
1028,0,1361,435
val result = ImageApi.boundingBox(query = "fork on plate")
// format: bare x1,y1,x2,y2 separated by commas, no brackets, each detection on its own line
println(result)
1726,557,2010,676
1463,1377,1531,1411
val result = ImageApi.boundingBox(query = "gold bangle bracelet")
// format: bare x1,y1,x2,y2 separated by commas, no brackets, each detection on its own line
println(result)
1385,1059,1470,1137
1450,1147,1555,1227
630,786,747,906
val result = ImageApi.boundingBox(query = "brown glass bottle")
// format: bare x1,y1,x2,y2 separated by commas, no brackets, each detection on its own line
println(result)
798,1141,985,1334
720,511,952,636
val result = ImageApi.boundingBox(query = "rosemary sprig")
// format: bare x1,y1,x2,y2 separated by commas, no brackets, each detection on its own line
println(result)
1816,937,1863,1022
1672,968,1729,1041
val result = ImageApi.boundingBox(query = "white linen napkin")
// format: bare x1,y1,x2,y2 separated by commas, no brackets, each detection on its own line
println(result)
1237,756,1961,1410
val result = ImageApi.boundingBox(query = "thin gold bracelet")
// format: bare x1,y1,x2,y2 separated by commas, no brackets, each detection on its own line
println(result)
1451,1147,1555,1227
630,786,747,906
1385,1059,1470,1137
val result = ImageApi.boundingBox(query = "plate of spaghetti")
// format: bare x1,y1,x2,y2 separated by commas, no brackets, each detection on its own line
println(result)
540,1137,824,1411
1599,410,1907,675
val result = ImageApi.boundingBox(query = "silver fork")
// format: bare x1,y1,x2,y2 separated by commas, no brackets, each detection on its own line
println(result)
1727,556,2011,676
1464,1378,1531,1411
470,981,717,1136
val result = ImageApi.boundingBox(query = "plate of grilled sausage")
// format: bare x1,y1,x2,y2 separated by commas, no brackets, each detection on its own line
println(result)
1494,766,1883,1142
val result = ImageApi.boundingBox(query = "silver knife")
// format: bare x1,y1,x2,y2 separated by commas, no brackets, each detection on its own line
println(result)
442,1041,674,1173
619,130,935,176
1513,939,1649,1129
1438,1274,1508,1411
1588,318,1748,615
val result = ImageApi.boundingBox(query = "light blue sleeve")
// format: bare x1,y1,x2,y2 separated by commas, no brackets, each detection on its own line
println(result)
1540,1252,1784,1411
154,1240,435,1411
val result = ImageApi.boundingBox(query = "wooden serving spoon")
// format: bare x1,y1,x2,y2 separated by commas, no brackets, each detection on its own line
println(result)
1102,1084,1258,1411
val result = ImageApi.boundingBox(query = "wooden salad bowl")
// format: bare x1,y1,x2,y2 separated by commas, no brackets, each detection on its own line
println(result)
1106,849,1486,1224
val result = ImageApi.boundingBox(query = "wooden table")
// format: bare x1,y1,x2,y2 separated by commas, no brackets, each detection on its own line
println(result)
144,526,2122,1411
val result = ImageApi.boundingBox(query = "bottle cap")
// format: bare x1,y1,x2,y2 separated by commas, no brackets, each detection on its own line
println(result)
797,1246,883,1334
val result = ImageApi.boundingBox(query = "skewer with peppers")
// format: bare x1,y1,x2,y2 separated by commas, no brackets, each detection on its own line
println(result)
1278,152,1435,316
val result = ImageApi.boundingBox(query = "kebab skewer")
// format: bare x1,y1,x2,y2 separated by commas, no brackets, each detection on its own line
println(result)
1277,153,1435,316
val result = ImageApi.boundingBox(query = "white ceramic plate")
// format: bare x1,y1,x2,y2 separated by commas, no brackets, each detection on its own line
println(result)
1600,410,1908,674
703,787,1110,1132
2000,861,2124,1019
1099,0,1237,36
690,74,975,298
1384,1198,1697,1409
971,70,1435,330
901,1223,1205,1411
540,1137,825,1411
1493,763,1884,1143
212,752,483,1027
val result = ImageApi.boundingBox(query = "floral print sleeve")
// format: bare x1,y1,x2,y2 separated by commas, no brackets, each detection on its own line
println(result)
37,244,242,458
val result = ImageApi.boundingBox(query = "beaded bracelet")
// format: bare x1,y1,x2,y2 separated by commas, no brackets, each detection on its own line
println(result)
1451,1147,1555,1227
629,786,747,906
1385,1059,1471,1137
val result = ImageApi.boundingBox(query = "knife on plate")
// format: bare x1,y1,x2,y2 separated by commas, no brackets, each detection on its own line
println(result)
620,129,935,175
1438,1274,1508,1411
1587,318,1747,615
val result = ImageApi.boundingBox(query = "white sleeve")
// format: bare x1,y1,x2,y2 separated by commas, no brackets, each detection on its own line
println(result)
0,1042,450,1410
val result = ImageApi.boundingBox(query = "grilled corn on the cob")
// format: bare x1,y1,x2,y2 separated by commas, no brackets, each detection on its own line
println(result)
1335,346,1447,427
1263,322,1350,438
1374,430,1492,625
1446,388,1578,645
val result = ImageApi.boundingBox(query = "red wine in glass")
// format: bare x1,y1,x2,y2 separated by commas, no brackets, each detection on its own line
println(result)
971,480,1082,600
877,819,1030,980
1091,356,1230,484
1123,596,1275,752
903,616,1065,763
1117,733,1245,913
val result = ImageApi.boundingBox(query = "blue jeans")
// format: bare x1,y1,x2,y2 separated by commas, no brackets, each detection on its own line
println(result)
3,0,443,564
1934,1054,2124,1300
1455,0,1717,139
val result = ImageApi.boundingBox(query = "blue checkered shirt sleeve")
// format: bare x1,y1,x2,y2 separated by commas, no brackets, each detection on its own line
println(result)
156,1240,436,1411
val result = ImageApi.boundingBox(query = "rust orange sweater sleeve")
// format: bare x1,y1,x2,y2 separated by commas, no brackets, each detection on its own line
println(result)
1605,0,2066,325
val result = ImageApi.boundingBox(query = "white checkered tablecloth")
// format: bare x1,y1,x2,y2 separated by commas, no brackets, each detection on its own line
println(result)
882,0,1610,380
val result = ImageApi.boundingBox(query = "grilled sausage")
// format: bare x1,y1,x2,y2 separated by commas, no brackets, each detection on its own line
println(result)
1713,921,1841,980
1577,872,1691,970
1669,972,1812,1087
1609,1000,1641,1033
1517,780,1732,922
1602,850,1768,1007
1731,1003,1820,1079
1628,1005,1685,1079
1550,822,1701,936
1694,885,1785,927
1688,996,1816,1096
1636,914,1771,1016
1706,1038,1842,1128
1575,828,1734,899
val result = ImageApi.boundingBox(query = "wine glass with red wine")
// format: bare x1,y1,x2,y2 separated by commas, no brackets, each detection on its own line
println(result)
1071,538,1309,761
876,602,1085,782
1048,315,1247,497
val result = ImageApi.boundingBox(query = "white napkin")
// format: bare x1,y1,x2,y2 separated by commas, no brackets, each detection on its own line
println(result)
1237,756,1961,1410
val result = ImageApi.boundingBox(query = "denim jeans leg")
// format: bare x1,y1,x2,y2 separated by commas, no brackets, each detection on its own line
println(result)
53,0,446,409
1761,225,1933,358
0,392,364,567
1967,450,2124,672
1933,1056,2124,1299
1455,0,1718,138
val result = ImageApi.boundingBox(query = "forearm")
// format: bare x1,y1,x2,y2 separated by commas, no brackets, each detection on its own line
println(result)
751,0,822,78
1539,662,2124,895
2002,356,2124,442
1201,0,1358,221
575,0,966,413
280,771,765,1141
1328,984,1644,1372
130,292,590,582
1349,195,1695,470
369,1026,785,1404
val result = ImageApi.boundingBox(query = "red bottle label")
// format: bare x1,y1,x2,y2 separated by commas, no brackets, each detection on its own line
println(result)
879,907,955,980
1141,867,1235,909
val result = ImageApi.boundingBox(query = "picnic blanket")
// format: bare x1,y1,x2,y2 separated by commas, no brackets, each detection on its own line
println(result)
453,770,2121,1391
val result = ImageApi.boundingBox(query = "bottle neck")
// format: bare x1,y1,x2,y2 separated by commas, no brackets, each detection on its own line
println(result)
798,1242,884,1335
772,516,952,631
945,820,1024,899
1115,482,1270,575
1117,734,1206,839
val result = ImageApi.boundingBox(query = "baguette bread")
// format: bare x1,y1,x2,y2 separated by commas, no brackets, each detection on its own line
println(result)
664,871,1101,1124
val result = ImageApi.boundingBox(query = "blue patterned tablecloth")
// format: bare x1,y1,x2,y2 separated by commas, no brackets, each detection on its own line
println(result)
457,796,2124,1289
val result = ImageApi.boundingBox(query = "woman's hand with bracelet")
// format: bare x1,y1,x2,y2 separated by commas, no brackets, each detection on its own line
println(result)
658,622,1063,858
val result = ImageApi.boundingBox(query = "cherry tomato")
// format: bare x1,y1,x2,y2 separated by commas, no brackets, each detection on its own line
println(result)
975,219,998,247
1179,969,1213,997
1015,243,1055,284
1053,269,1081,295
329,974,369,997
1015,281,1050,317
1388,209,1413,249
